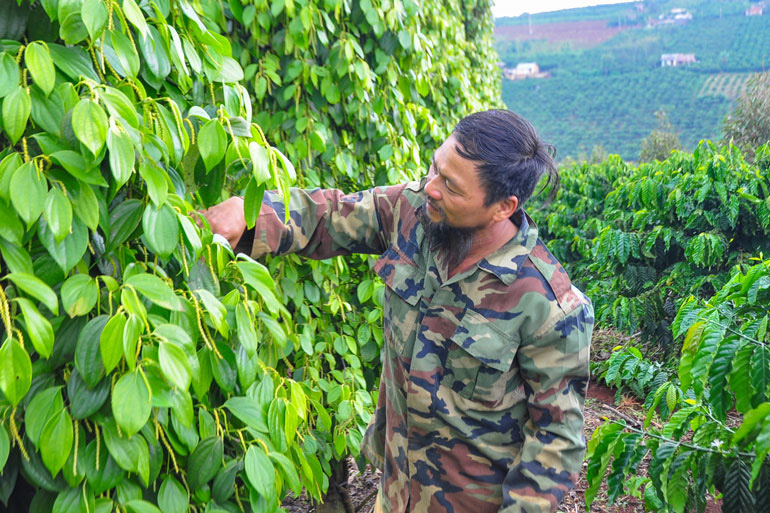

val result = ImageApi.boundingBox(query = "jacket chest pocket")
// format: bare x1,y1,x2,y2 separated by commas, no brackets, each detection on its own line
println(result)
440,310,521,407
374,247,425,356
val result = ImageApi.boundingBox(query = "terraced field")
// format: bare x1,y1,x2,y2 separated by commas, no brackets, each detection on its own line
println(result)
698,72,754,99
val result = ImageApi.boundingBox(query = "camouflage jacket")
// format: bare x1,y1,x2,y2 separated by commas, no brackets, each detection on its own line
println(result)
246,180,594,513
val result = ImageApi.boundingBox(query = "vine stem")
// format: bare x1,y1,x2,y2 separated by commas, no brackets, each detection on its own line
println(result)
73,420,79,475
597,402,641,428
234,485,246,513
610,419,754,458
94,422,101,471
705,317,765,347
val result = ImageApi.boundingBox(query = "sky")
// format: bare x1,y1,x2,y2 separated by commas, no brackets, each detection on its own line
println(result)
492,0,628,18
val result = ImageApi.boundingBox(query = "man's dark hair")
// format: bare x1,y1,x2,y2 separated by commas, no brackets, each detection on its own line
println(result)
452,109,559,208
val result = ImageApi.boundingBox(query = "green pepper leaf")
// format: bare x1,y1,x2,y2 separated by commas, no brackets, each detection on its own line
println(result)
107,126,135,187
125,499,162,513
5,272,58,315
68,369,110,420
61,274,98,317
235,303,258,356
142,202,179,260
81,0,108,39
0,208,23,245
102,86,139,129
138,160,168,206
107,199,143,251
71,182,100,230
99,313,126,374
0,425,9,471
40,408,74,477
109,29,140,78
112,370,151,438
44,187,73,244
25,42,56,96
72,98,109,156
49,150,108,187
15,297,54,359
2,86,31,144
159,341,191,390
244,445,275,498
198,120,227,171
0,338,32,407
25,386,64,448
49,44,99,82
75,315,108,388
194,289,227,336
121,0,149,36
125,273,182,311
187,436,223,489
248,142,271,184
101,420,149,485
158,475,188,513
0,54,19,98
38,216,88,273
223,396,268,433
10,161,47,226
243,178,265,230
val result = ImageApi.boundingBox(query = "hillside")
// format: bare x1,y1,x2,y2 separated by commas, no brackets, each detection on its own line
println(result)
496,0,770,161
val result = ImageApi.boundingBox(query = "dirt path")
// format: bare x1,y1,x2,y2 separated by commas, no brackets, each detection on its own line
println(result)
282,379,721,513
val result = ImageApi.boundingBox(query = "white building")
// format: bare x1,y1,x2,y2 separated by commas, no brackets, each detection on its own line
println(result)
503,62,541,80
661,53,696,66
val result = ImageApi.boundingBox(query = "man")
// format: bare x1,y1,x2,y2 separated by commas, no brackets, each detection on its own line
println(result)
203,109,593,513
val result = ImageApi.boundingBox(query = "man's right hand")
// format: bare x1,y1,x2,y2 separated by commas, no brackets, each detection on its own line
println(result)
199,196,246,250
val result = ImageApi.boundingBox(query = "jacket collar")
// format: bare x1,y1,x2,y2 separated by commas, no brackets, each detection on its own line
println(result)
477,210,539,285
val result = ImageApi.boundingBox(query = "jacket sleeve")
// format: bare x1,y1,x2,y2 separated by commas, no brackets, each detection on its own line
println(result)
246,185,404,260
500,294,593,513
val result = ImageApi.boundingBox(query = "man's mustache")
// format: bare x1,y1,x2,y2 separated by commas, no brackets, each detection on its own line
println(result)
426,197,445,218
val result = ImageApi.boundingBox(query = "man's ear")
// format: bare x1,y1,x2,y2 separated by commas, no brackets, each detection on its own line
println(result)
493,195,519,221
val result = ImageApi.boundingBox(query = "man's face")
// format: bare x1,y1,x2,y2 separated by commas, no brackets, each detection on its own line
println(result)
423,134,497,231
419,135,501,266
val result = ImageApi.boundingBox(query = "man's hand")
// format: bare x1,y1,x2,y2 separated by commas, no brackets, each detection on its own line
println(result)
200,196,246,249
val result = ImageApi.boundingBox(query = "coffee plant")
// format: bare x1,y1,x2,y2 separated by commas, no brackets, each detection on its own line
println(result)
599,346,670,405
532,142,770,350
0,0,500,511
587,258,770,513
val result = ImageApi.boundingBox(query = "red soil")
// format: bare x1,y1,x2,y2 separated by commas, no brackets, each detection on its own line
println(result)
494,20,629,49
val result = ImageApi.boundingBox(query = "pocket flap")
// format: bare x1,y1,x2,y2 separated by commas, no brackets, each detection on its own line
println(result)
450,310,519,372
373,247,424,306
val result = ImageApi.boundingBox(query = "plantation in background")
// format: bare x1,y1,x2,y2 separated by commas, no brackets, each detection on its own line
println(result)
0,0,500,511
504,68,730,161
497,0,770,160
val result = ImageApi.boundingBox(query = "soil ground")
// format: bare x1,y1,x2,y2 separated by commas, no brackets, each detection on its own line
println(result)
282,376,722,513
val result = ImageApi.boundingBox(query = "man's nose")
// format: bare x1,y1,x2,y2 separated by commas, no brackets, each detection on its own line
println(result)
425,175,441,200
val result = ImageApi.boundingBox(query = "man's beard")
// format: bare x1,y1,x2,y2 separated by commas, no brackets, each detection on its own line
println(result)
417,202,476,270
